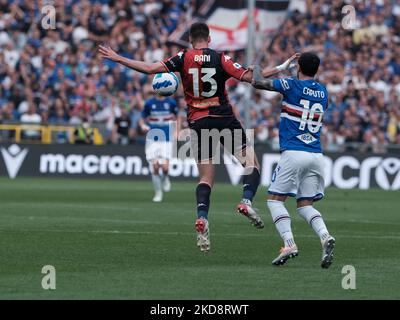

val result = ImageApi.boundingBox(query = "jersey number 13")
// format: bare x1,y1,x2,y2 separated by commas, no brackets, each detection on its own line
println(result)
189,68,217,98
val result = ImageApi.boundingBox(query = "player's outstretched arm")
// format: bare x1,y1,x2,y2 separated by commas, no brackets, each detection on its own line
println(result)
263,53,300,77
252,65,277,91
252,53,300,91
98,45,166,74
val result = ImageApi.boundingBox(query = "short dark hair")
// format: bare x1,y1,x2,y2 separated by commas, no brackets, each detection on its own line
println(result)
298,52,320,77
189,22,210,43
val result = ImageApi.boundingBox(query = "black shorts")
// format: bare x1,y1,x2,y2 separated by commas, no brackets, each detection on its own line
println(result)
188,116,248,162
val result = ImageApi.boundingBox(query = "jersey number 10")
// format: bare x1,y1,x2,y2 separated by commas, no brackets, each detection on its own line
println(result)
299,99,323,133
189,68,218,98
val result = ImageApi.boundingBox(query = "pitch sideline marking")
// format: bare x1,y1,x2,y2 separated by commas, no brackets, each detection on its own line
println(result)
0,228,400,240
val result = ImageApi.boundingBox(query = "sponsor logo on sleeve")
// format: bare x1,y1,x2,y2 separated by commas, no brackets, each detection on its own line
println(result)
280,79,290,90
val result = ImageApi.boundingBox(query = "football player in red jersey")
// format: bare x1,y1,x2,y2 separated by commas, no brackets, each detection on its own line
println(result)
99,22,298,252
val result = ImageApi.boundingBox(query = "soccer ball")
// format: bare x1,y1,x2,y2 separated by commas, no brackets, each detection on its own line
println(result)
152,72,179,96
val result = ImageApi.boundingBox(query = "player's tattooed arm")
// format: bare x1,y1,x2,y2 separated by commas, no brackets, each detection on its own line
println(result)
251,53,300,91
99,45,165,74
252,65,277,91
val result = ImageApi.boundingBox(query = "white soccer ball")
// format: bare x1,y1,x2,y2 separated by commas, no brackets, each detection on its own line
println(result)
152,72,179,96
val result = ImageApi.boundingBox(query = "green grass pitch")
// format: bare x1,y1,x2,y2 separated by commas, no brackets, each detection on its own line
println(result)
0,177,399,299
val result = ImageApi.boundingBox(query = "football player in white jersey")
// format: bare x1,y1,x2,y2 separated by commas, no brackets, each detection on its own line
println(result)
139,95,177,202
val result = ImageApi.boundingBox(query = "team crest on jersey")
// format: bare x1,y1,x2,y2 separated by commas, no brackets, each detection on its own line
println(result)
296,133,317,144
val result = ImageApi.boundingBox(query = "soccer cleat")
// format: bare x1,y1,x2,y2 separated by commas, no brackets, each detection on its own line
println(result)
152,192,163,202
162,176,171,192
321,236,336,269
237,201,264,229
272,245,298,266
195,218,210,252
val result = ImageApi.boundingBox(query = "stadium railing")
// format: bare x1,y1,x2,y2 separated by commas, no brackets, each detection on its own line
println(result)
0,123,104,145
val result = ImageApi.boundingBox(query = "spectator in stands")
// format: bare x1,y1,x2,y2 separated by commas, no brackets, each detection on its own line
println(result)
111,107,134,145
20,104,41,140
73,120,94,145
253,0,399,152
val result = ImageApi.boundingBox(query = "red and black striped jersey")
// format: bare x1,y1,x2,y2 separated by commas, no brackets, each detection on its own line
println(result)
162,48,249,121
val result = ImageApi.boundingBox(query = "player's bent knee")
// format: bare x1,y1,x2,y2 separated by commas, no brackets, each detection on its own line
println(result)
234,147,259,169
162,162,169,172
198,170,214,187
152,163,160,172
296,199,313,208
199,179,214,188
268,194,287,202
267,199,287,213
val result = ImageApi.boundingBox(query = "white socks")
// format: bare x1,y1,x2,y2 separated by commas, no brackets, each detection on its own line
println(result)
267,200,330,247
267,200,296,248
297,205,330,241
151,174,162,195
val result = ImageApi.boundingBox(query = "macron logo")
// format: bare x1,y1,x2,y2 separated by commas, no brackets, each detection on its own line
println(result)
1,144,28,179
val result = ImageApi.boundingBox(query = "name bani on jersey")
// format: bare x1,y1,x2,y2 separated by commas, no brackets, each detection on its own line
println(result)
194,54,211,63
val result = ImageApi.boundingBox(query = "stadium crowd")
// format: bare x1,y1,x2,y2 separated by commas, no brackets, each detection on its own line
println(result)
232,0,400,153
0,0,399,153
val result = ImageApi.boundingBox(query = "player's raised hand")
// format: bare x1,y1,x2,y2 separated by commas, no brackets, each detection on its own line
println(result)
287,53,301,69
98,44,120,62
277,53,301,71
289,53,301,62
